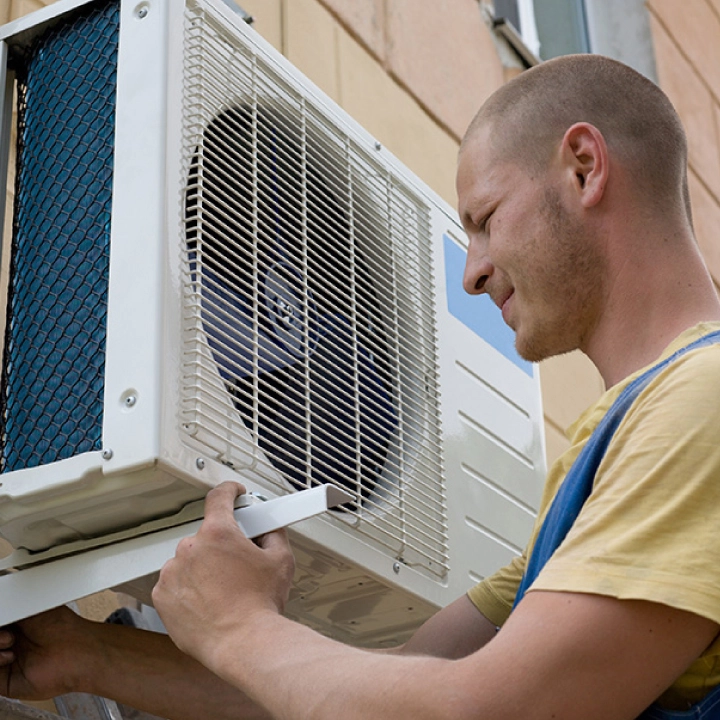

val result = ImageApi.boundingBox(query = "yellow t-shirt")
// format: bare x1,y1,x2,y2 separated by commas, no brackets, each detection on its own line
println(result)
468,322,720,710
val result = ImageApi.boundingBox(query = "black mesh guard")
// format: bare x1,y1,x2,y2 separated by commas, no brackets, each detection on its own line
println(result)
1,0,120,473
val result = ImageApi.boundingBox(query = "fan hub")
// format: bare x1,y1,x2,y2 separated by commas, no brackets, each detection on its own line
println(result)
264,263,315,357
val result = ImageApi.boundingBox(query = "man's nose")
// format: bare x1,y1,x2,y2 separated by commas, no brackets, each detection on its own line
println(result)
463,243,493,295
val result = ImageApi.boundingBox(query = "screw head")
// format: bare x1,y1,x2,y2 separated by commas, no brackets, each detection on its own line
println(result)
102,448,114,460
374,141,382,151
393,561,401,574
124,395,137,408
196,458,206,470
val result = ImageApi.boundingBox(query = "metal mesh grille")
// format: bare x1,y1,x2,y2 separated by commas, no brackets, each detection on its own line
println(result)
181,1,447,577
0,0,118,472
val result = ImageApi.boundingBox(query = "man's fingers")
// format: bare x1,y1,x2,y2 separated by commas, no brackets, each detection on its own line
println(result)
0,631,15,667
202,482,246,526
0,650,14,665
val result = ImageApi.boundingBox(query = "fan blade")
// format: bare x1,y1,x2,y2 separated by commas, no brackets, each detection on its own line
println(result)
200,266,304,380
308,314,397,503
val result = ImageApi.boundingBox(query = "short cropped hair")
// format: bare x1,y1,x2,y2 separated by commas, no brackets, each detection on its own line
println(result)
463,54,690,222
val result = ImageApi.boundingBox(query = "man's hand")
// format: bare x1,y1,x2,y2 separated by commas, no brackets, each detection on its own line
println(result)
0,606,89,701
152,482,296,670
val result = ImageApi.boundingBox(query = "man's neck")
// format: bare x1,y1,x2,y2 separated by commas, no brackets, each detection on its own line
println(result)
582,245,720,388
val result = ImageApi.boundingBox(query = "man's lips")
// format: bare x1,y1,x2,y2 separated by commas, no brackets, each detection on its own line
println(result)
497,290,514,324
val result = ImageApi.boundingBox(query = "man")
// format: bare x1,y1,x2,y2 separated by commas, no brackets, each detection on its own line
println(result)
3,53,720,720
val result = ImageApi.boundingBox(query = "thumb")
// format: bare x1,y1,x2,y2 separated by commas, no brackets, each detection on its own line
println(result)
256,528,291,553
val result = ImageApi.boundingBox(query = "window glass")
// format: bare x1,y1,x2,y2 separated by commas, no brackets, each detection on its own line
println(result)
494,0,522,31
532,0,589,60
494,0,541,59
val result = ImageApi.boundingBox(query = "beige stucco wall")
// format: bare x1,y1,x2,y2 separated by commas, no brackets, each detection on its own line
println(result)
0,0,657,482
243,0,506,208
647,0,720,291
3,0,719,474
0,6,717,714
2,0,719,546
0,0,716,712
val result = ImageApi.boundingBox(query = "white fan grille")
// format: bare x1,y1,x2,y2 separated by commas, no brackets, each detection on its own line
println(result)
180,0,447,578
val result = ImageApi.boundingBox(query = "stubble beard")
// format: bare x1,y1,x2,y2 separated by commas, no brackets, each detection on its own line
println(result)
514,187,604,363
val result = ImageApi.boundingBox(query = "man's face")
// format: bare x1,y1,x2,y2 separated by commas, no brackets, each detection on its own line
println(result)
456,128,604,362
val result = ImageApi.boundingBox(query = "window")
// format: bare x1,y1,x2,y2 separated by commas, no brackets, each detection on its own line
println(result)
492,0,656,81
532,0,589,59
494,0,541,58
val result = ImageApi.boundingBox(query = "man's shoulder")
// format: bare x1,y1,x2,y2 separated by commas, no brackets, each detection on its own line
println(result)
652,339,720,392
621,340,720,436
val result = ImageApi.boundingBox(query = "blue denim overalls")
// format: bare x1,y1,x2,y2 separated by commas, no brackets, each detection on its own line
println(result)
511,330,720,719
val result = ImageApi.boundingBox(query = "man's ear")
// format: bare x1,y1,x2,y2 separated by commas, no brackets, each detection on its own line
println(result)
560,122,608,208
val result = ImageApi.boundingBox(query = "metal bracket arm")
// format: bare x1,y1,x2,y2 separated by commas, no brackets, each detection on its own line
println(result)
0,484,352,626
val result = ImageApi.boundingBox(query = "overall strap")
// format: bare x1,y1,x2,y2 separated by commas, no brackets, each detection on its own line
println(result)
512,329,720,611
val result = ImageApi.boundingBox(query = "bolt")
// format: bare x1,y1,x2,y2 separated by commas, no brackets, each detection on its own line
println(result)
393,561,401,574
374,141,382,151
196,458,205,470
137,5,148,18
102,448,114,460
125,395,137,408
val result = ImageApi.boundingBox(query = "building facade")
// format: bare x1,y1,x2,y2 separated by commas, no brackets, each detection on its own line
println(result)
0,0,717,714
0,0,715,514
3,0,717,466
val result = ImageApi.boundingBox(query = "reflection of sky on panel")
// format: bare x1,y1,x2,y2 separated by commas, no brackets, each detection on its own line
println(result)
443,235,533,377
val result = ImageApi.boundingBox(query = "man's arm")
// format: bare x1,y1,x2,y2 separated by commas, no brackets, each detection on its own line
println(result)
0,607,270,720
220,589,718,720
153,483,720,720
394,593,498,658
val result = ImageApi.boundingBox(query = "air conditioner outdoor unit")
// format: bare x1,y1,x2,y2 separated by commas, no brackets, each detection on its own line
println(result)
0,0,545,646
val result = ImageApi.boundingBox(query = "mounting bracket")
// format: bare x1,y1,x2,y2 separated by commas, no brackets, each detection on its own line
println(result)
0,484,352,626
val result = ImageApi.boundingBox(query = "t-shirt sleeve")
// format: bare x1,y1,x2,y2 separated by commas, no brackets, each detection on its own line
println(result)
529,346,720,625
467,550,527,627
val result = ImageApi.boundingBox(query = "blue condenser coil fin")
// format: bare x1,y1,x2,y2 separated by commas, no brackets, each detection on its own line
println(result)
0,0,119,472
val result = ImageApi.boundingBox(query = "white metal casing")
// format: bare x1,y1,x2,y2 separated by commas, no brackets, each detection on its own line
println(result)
0,0,546,644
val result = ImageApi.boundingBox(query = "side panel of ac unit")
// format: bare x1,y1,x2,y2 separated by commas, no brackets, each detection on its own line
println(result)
0,0,545,644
